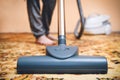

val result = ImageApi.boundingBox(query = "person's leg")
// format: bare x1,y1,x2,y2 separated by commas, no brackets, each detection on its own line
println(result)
27,0,45,38
27,0,55,45
42,0,57,40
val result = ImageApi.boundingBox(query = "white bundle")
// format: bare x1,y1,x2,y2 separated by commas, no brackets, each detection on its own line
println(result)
85,14,111,35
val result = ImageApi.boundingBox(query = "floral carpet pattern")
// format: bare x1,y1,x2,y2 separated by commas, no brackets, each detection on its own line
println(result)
0,33,120,80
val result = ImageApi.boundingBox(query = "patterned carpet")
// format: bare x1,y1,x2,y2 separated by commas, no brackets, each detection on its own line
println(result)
0,33,120,80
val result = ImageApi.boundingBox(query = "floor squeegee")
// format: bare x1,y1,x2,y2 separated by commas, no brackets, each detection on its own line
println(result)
17,0,108,74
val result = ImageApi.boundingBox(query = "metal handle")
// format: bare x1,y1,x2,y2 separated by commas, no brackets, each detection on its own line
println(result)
58,0,66,45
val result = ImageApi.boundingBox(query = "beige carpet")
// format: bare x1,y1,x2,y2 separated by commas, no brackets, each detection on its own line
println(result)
0,33,120,80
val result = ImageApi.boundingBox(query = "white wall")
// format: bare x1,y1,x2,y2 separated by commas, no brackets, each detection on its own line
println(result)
0,0,120,33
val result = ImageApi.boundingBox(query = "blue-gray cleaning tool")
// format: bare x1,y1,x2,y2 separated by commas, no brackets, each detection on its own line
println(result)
17,0,108,74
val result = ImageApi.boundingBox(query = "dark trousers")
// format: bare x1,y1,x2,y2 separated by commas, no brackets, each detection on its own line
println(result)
27,0,56,39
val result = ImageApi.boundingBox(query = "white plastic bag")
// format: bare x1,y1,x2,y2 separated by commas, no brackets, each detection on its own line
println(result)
84,14,111,35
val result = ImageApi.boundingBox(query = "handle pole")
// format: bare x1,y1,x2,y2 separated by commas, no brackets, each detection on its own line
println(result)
58,0,66,45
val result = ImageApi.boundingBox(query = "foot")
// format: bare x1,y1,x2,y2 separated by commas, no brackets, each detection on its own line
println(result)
47,34,58,41
36,35,55,46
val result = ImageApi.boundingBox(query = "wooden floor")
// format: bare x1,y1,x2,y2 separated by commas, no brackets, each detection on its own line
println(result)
0,33,120,80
